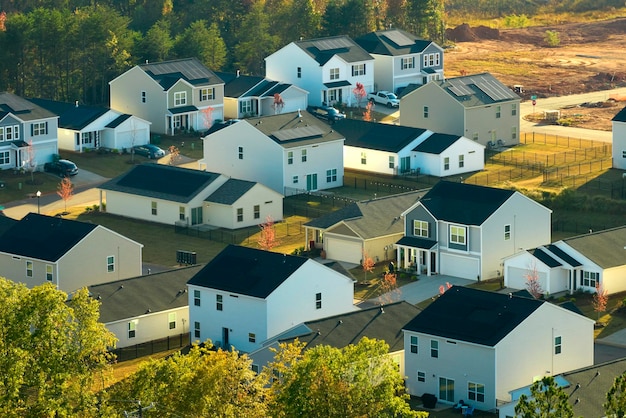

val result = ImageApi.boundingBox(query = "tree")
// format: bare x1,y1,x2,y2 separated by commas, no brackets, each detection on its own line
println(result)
56,176,74,213
525,261,544,299
593,282,609,321
352,82,366,108
605,373,626,418
379,271,401,304
266,337,425,418
139,19,173,62
515,376,573,418
258,215,280,251
362,250,375,282
363,100,374,121
544,30,561,47
168,145,180,165
201,106,215,131
234,1,279,75
22,139,37,184
0,278,116,417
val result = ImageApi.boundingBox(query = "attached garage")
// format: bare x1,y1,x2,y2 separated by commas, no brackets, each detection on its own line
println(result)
325,235,363,264
440,252,480,280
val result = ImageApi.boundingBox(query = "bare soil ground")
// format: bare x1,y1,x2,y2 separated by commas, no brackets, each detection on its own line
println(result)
444,18,626,130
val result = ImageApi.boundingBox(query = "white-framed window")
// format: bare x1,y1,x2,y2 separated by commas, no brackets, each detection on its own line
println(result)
293,175,299,184
287,151,293,165
128,321,137,338
0,151,10,165
254,205,260,219
168,312,176,329
444,157,450,170
249,333,256,343
179,206,185,221
512,126,517,140
417,371,426,382
472,132,479,141
297,67,302,78
459,154,464,168
504,224,511,240
512,103,517,116
46,264,53,281
410,335,418,353
216,294,223,311
194,321,200,338
326,168,337,183
141,91,146,103
240,100,252,114
0,127,3,141
107,256,115,272
173,115,182,128
623,150,626,158
496,105,501,118
329,68,339,80
301,149,307,162
237,208,243,222
194,290,201,306
450,225,466,245
315,292,322,309
26,260,33,277
582,271,598,287
423,54,428,67
361,152,367,165
32,122,47,136
468,382,485,402
388,156,395,169
5,125,19,140
423,106,429,118
200,88,214,101
401,57,415,69
435,53,440,66
174,91,187,106
238,146,243,160
328,88,339,102
81,132,92,145
413,220,429,238
554,335,562,354
352,63,365,76
429,54,434,66
151,201,157,215
431,340,439,358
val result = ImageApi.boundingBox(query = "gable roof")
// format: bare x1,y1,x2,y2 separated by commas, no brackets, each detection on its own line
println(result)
295,36,373,65
216,72,300,100
0,213,98,262
529,247,562,268
100,164,223,204
138,58,223,90
0,92,56,121
419,181,515,225
418,73,519,107
412,133,465,154
333,119,427,152
105,113,133,128
355,29,433,56
204,178,257,205
187,245,309,298
90,265,204,323
28,98,109,130
562,226,626,269
545,244,583,267
612,106,626,122
403,286,544,346
279,301,421,352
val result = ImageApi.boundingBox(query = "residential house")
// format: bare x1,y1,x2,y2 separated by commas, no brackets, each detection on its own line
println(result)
187,245,356,353
109,58,224,135
201,111,344,195
100,164,283,229
30,98,151,152
504,226,626,296
0,213,143,292
611,106,626,169
265,36,374,107
354,29,444,95
216,72,308,119
304,191,422,264
396,181,551,280
333,119,484,176
0,92,58,170
403,286,594,411
400,73,521,147
249,301,421,375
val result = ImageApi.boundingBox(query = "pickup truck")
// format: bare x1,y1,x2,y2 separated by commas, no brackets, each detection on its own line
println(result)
368,91,400,108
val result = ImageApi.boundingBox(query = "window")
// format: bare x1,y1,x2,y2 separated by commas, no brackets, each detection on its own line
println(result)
293,175,299,184
174,91,187,106
429,54,435,66
107,256,115,272
554,335,562,355
444,157,450,170
0,151,9,165
237,208,243,222
330,68,339,80
287,151,293,164
450,225,466,245
0,127,3,141
496,105,501,118
361,152,367,165
435,53,440,66
431,340,439,358
194,290,201,306
468,382,485,402
512,126,517,140
216,294,223,311
459,154,464,168
141,91,146,103
423,54,428,67
168,313,176,329
328,88,340,102
254,205,260,219
352,63,365,76
417,371,426,382
301,149,307,162
238,146,243,160
32,122,47,136
389,156,395,169
423,106,429,118
413,220,429,238
26,260,33,277
194,321,201,338
410,335,418,354
4,125,19,140
472,132,479,141
200,88,214,101
151,201,157,215
240,100,252,114
179,206,185,221
622,150,626,158
46,265,53,282
401,57,415,69
251,364,260,374
326,168,337,183
512,103,517,116
173,115,182,128
249,333,256,343
315,292,322,309
128,321,136,338
297,67,302,78
582,271,598,287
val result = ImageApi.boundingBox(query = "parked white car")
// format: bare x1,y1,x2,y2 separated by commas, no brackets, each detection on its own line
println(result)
368,91,400,108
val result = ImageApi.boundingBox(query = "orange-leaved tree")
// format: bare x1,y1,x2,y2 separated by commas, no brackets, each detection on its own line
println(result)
593,282,609,320
352,82,366,108
524,261,544,299
362,250,375,282
56,177,73,213
258,215,279,251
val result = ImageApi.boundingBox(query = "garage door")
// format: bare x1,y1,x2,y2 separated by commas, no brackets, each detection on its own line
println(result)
505,266,528,290
326,236,362,264
440,253,480,280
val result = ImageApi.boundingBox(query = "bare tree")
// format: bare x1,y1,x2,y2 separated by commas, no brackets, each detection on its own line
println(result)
525,261,544,299
352,82,366,108
22,140,37,184
168,145,180,165
379,271,401,304
258,215,279,251
272,93,285,115
56,177,73,214
593,282,609,321
201,106,214,131
363,100,374,121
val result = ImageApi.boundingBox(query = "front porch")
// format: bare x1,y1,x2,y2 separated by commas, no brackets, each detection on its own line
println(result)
396,236,438,277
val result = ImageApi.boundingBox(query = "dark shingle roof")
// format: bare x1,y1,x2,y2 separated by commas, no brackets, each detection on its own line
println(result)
280,301,421,352
396,235,437,249
139,58,223,90
333,119,427,153
0,213,97,261
420,181,515,225
295,36,373,65
412,133,462,154
530,248,562,268
355,29,432,56
612,106,626,122
216,72,265,97
205,178,256,205
105,113,132,128
187,245,309,298
421,73,519,107
403,286,543,346
0,92,56,121
28,98,109,130
100,164,222,203
562,226,626,269
90,265,204,323
545,244,582,267
0,215,18,236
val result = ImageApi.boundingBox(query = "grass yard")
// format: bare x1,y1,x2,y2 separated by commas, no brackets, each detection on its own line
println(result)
0,170,60,203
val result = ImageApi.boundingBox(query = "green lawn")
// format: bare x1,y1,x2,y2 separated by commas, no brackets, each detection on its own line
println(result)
0,170,60,204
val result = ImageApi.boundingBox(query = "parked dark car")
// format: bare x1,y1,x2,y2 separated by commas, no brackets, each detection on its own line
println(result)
307,106,347,122
133,144,166,159
44,159,78,177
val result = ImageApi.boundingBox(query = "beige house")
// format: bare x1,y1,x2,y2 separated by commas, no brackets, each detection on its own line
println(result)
0,213,143,292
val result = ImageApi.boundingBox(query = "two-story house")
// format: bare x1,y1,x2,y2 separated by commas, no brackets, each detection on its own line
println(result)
403,286,594,411
201,111,344,195
396,181,552,281
265,36,374,107
109,58,224,135
187,245,356,353
354,29,444,95
0,92,58,170
400,73,521,147
612,106,626,169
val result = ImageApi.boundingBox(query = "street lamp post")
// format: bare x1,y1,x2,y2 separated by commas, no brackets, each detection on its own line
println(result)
36,190,41,214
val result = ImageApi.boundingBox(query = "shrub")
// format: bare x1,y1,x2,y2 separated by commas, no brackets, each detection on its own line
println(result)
544,30,560,47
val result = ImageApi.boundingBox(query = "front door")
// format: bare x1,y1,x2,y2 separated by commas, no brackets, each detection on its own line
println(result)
306,173,318,191
222,327,229,350
430,252,437,273
439,377,455,402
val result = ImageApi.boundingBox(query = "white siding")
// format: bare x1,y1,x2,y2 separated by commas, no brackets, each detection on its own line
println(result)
612,119,626,169
206,184,283,229
266,43,323,105
107,307,188,348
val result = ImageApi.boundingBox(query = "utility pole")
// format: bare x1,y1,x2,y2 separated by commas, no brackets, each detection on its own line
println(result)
124,401,155,417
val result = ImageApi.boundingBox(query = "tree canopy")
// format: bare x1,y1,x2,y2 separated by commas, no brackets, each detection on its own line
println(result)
515,376,574,418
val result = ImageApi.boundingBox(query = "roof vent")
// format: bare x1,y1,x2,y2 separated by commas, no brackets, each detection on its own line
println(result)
338,320,343,325
75,100,79,107
297,109,302,117
380,306,385,313
119,285,124,289
146,309,151,314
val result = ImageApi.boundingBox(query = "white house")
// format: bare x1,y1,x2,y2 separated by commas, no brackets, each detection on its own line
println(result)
0,92,58,170
403,286,594,412
187,245,356,353
201,111,345,195
504,226,626,296
29,98,151,152
100,164,283,229
611,106,626,169
265,36,374,107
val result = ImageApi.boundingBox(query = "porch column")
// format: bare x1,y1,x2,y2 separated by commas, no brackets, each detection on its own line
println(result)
426,250,431,276
416,250,422,276
403,247,410,269
305,228,309,250
99,189,103,212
